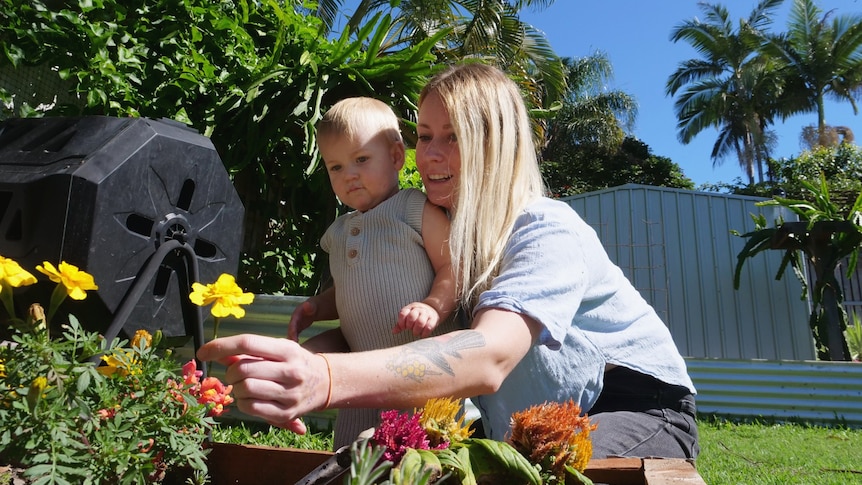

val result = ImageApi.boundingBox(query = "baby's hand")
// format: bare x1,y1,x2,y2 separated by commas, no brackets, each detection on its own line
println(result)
394,302,440,338
288,299,317,341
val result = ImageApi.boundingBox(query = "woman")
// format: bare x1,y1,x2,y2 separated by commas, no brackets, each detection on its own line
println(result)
198,63,699,459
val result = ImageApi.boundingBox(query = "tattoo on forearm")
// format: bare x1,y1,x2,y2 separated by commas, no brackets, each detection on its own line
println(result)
385,331,485,382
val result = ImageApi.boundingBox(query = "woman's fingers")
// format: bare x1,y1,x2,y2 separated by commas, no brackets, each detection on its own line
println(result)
197,334,296,364
196,334,320,428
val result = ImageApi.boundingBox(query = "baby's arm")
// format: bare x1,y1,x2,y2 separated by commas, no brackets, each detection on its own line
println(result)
288,286,338,341
289,286,351,353
394,200,457,338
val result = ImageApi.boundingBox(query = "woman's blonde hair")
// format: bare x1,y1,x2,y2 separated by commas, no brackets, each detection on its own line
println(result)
420,63,547,309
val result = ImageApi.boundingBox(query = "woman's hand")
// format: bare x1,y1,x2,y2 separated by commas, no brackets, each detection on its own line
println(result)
196,334,331,434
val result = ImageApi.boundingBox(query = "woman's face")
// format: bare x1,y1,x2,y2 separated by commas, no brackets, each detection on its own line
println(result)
416,91,461,212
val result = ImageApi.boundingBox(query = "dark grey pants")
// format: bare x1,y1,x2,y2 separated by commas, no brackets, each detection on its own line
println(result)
588,367,700,459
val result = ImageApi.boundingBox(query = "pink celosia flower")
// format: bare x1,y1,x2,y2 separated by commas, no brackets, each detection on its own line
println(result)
371,409,432,463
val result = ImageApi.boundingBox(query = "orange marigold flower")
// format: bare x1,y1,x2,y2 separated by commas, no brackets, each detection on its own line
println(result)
131,329,152,350
508,399,596,479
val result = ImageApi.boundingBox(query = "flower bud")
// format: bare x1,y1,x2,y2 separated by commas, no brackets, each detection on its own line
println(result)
28,303,46,331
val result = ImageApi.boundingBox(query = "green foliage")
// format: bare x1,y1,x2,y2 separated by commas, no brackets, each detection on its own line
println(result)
700,144,862,204
0,0,446,296
541,136,694,198
211,420,333,450
0,317,216,484
732,173,862,360
347,439,393,485
771,144,862,205
399,150,424,190
846,313,862,362
345,438,553,485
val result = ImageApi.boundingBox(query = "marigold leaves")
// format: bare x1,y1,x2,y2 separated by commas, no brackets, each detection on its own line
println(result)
76,368,90,394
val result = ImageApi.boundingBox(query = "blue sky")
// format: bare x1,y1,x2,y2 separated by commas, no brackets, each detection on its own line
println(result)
518,0,862,186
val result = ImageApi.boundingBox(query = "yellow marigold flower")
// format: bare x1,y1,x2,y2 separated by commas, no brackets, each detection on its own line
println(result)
0,358,5,378
508,400,596,479
36,261,98,300
98,350,140,377
418,397,474,447
0,255,37,288
27,376,49,411
131,329,152,350
189,273,253,319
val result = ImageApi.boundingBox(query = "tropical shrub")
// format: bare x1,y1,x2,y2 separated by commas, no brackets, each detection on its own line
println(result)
0,0,445,295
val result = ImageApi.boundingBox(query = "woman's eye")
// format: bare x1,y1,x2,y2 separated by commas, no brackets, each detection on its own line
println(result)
417,135,431,143
448,134,458,144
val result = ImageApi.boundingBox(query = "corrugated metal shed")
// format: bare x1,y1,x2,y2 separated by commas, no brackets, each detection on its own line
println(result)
687,358,862,426
561,184,813,360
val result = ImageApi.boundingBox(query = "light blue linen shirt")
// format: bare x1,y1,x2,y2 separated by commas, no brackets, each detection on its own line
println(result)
472,197,695,440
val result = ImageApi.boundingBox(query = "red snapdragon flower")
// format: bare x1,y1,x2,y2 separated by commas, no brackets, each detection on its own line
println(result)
198,377,234,417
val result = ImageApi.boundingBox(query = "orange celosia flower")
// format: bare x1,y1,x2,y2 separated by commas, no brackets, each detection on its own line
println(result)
508,399,596,479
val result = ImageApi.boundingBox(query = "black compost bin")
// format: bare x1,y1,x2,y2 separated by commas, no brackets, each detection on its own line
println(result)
0,116,244,346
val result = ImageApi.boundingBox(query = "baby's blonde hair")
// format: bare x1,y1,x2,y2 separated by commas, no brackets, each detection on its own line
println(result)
420,63,547,310
317,97,403,146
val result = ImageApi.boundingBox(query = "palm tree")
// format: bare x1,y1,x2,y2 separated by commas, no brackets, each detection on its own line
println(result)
545,53,637,151
666,0,784,184
761,0,862,147
310,0,566,118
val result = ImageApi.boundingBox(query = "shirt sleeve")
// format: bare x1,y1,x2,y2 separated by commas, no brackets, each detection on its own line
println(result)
474,203,590,349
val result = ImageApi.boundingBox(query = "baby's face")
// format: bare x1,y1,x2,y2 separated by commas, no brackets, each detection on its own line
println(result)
320,131,404,212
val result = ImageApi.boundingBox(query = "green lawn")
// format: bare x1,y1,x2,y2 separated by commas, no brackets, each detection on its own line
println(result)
696,417,862,484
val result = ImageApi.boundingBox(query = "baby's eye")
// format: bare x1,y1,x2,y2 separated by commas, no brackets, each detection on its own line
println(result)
328,164,341,172
356,156,369,164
